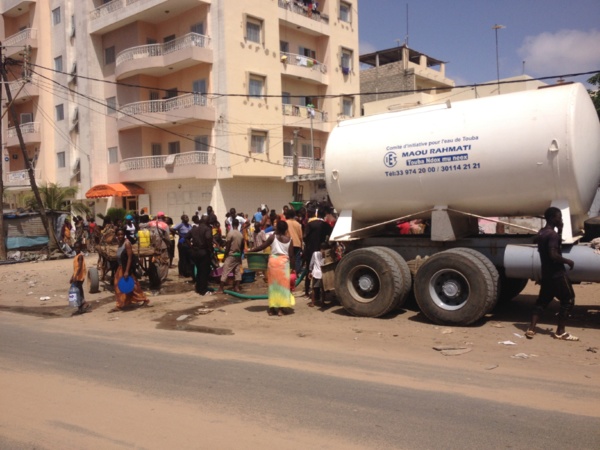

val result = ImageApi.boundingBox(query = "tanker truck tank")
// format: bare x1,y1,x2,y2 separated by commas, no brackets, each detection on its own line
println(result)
325,83,600,238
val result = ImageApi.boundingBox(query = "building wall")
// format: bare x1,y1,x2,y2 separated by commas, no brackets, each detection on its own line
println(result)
1,0,360,219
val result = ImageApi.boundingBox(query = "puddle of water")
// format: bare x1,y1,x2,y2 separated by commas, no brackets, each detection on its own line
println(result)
154,306,233,335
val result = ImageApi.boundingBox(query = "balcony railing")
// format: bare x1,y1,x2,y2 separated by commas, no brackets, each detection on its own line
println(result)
8,122,39,138
4,28,37,47
283,156,324,170
90,0,140,20
120,151,213,171
278,0,329,24
281,52,326,73
6,168,41,186
282,104,327,122
9,76,37,95
116,32,211,66
118,93,209,118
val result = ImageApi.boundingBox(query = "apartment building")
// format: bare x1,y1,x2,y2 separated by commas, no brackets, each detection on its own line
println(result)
1,0,360,219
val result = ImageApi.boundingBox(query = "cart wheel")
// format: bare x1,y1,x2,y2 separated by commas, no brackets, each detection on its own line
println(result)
87,267,100,294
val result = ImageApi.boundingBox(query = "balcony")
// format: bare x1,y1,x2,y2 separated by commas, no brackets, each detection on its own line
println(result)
280,52,328,85
89,0,209,35
1,0,36,17
8,76,39,103
115,32,212,79
118,151,216,182
6,122,40,148
283,156,324,171
278,0,330,36
117,93,215,130
3,28,37,58
4,168,41,187
282,104,330,132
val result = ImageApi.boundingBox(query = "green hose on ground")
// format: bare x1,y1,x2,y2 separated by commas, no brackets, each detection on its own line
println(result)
209,268,308,300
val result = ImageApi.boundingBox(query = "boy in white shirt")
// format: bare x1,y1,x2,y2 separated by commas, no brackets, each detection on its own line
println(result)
308,243,328,307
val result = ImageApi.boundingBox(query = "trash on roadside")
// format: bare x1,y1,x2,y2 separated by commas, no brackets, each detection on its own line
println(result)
490,322,505,328
433,345,472,356
195,308,214,315
485,364,499,370
511,353,533,359
176,314,190,321
513,333,524,339
39,296,51,301
587,347,598,353
498,340,517,346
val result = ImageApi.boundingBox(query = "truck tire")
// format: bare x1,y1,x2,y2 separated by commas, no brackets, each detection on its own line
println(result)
376,248,413,309
335,247,408,317
87,267,100,294
498,273,528,303
414,250,495,325
446,248,499,313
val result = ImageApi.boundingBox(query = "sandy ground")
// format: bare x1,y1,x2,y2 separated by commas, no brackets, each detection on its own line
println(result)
1,254,599,418
1,254,599,383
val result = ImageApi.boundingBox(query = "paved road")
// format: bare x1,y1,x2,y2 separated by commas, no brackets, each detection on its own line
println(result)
1,314,598,449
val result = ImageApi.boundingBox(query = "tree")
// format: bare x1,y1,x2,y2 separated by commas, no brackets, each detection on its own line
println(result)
24,183,91,217
587,72,600,120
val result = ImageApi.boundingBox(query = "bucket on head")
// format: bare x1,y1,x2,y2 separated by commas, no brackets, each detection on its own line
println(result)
289,201,304,212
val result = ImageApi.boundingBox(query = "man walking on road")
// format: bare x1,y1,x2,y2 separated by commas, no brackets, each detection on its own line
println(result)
526,207,578,341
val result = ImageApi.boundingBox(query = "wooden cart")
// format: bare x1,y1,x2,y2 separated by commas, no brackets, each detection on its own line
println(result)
87,243,160,294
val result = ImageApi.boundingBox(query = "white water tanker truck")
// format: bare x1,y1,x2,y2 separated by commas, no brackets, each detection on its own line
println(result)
325,82,600,325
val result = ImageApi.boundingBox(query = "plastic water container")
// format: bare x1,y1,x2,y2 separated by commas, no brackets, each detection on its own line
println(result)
138,229,151,248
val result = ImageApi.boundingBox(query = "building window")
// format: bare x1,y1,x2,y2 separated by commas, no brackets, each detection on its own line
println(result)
249,74,265,99
168,141,180,155
341,48,353,73
57,151,66,168
106,97,116,115
195,136,210,152
282,92,291,105
283,141,292,157
339,2,351,23
52,7,61,26
280,41,289,53
190,22,204,35
54,56,63,72
246,17,262,43
151,143,162,156
108,147,118,164
342,96,354,117
104,46,116,65
299,46,316,59
250,131,267,154
55,104,64,121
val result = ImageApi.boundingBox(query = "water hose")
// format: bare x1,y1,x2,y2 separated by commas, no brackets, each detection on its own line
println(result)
210,268,309,300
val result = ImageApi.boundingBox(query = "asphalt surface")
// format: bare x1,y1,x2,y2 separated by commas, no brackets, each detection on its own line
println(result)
1,314,598,449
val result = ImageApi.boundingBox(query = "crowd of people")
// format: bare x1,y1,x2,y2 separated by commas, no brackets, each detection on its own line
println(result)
64,202,338,315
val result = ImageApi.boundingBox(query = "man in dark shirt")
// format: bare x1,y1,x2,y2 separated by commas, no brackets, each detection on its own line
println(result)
302,207,332,297
526,207,578,341
185,216,214,296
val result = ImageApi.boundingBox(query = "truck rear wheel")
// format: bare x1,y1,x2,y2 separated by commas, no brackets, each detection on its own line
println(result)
498,272,529,303
376,248,412,309
414,250,495,325
446,248,499,312
335,247,409,317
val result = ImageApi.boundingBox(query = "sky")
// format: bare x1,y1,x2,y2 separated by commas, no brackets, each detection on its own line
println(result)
357,0,600,88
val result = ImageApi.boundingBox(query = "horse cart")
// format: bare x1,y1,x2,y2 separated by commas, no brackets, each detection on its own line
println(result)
87,241,163,294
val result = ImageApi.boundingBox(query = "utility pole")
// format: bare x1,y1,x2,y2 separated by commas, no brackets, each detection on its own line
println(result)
1,50,60,253
292,129,299,202
307,104,315,175
492,24,505,95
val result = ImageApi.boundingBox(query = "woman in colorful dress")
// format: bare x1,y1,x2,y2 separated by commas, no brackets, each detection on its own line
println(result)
110,228,149,312
249,220,295,316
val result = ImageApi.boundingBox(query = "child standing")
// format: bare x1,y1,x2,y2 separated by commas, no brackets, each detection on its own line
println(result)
308,243,328,307
71,242,90,314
